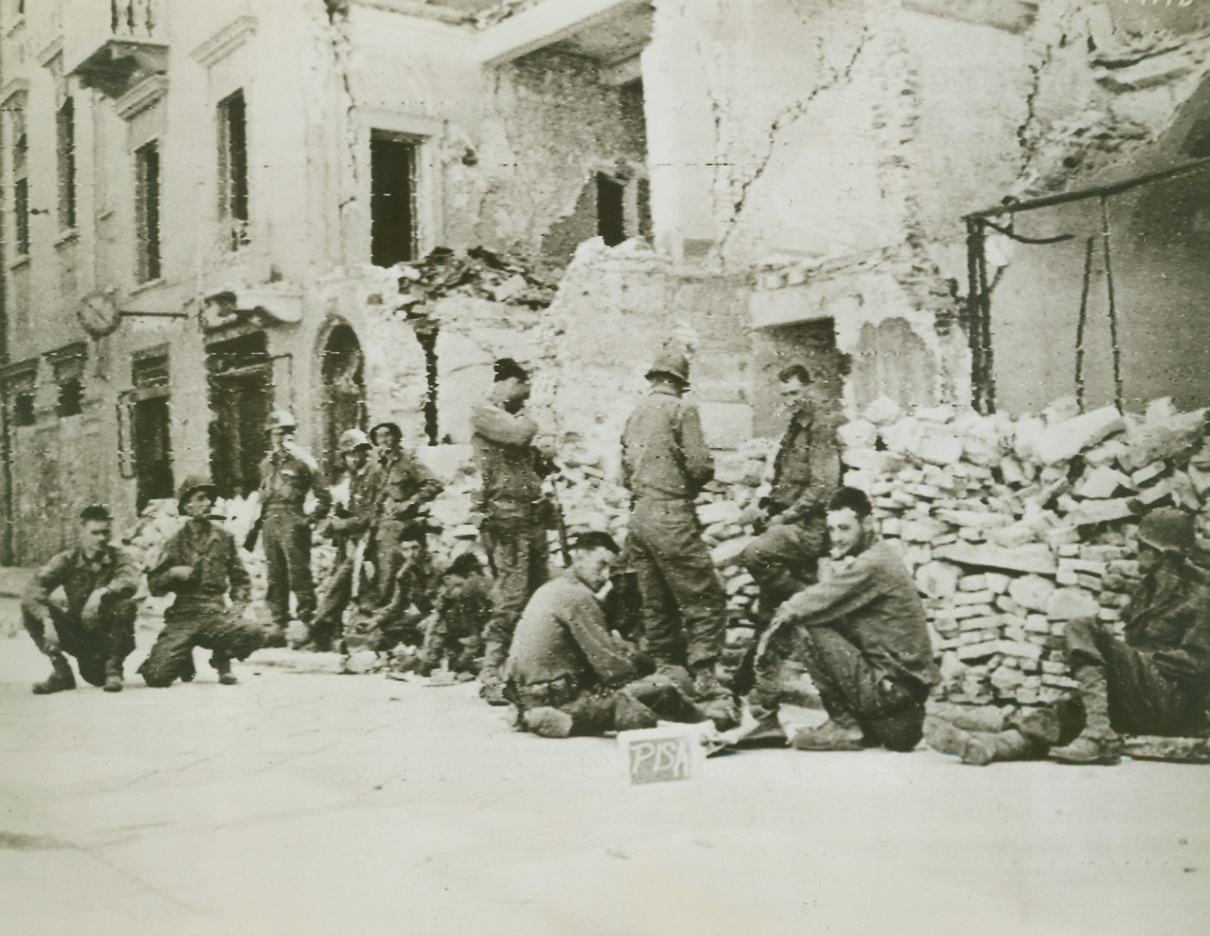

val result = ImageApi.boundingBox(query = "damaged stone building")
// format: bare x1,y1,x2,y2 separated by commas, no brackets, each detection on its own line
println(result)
1,0,1208,564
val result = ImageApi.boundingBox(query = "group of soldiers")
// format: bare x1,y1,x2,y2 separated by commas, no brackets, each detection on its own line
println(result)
18,351,1210,767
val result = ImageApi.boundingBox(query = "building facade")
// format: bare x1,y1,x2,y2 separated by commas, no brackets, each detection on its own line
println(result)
2,0,1208,563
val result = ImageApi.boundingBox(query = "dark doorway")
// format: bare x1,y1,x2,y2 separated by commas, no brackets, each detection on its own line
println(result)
370,132,418,267
596,173,625,247
131,352,174,510
320,323,366,476
207,332,273,498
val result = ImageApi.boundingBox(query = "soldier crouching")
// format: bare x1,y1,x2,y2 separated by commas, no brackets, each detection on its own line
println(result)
416,552,492,677
138,477,264,687
21,504,139,694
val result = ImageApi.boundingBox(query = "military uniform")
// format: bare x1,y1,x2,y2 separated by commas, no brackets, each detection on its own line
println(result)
471,398,551,687
753,538,940,751
927,554,1210,765
22,544,140,690
620,383,728,675
259,442,331,632
139,518,263,686
504,570,706,736
368,443,441,616
417,561,492,675
311,455,380,648
740,402,841,620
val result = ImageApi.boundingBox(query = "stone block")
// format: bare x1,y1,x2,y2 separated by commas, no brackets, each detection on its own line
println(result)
900,517,947,543
1065,498,1137,527
1046,588,1099,621
934,542,1057,576
1075,466,1132,499
710,536,753,568
1030,406,1124,466
957,640,1001,662
954,589,995,606
958,574,988,592
1130,461,1167,487
698,501,743,527
909,429,966,467
985,573,1011,594
1008,574,1056,612
915,560,961,600
996,640,1043,662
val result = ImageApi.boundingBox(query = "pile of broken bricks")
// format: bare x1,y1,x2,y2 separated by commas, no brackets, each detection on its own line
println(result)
837,395,1210,712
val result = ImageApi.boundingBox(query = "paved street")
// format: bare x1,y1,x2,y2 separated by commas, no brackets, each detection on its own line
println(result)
2,615,1207,936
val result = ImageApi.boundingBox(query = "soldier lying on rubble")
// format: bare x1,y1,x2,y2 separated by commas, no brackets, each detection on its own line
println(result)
504,531,713,738
415,552,492,678
742,486,940,752
21,505,140,695
926,507,1210,766
138,477,265,687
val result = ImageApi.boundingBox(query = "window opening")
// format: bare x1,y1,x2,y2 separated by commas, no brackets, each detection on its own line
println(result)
370,132,418,267
596,173,626,247
218,89,249,249
13,122,29,256
57,97,76,230
135,140,161,282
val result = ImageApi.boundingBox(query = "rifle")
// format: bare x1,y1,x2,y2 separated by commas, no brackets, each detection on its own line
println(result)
242,513,263,552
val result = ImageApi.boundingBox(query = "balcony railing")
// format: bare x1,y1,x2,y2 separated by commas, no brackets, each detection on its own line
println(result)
66,0,166,100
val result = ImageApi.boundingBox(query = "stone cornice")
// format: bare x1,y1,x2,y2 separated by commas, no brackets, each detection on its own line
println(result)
191,16,258,69
115,74,168,120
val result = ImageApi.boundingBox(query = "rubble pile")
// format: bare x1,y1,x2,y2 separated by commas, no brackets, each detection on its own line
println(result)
838,396,1209,708
393,247,558,317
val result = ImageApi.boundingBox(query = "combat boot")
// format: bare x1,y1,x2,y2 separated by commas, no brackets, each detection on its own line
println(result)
478,640,509,706
32,655,76,695
690,667,739,731
211,654,238,686
925,716,1037,765
102,658,125,693
791,714,864,751
1049,665,1120,766
262,623,289,649
522,707,574,738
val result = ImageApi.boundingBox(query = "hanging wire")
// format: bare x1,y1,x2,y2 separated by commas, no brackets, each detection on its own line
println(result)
1074,237,1095,413
1099,196,1124,411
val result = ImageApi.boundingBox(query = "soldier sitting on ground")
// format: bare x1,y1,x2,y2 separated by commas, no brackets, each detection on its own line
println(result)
21,505,140,695
744,486,940,752
138,477,265,687
415,552,493,678
926,507,1210,766
505,531,711,739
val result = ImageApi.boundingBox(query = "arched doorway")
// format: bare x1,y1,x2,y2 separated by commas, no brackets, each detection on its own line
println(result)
320,323,366,477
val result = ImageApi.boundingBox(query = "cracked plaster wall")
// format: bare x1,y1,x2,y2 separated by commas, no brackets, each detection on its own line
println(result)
641,0,1210,418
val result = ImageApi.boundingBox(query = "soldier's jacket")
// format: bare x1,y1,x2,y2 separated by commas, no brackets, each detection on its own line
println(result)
768,538,940,690
1122,557,1210,689
373,447,442,523
621,385,714,502
259,442,332,517
767,402,842,521
147,519,252,605
470,400,547,516
24,545,140,617
435,570,492,623
505,570,642,689
327,462,381,540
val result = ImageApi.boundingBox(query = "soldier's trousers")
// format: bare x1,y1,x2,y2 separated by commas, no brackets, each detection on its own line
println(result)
1065,618,1207,737
313,555,355,642
480,515,548,662
510,673,708,737
23,599,137,685
420,598,488,671
139,600,264,687
739,518,825,622
754,623,929,751
263,509,316,626
627,497,728,671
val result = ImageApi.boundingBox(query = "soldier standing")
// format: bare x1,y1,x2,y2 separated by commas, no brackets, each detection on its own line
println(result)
620,350,736,726
139,477,264,686
471,358,552,705
365,422,442,636
21,505,140,694
309,428,379,651
258,410,331,647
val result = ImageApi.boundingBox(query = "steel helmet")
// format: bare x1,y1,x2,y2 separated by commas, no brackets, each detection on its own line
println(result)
338,428,372,453
645,350,690,386
1137,508,1194,554
177,475,219,512
266,409,297,432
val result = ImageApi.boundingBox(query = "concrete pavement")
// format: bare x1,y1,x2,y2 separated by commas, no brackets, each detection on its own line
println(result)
1,624,1207,936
